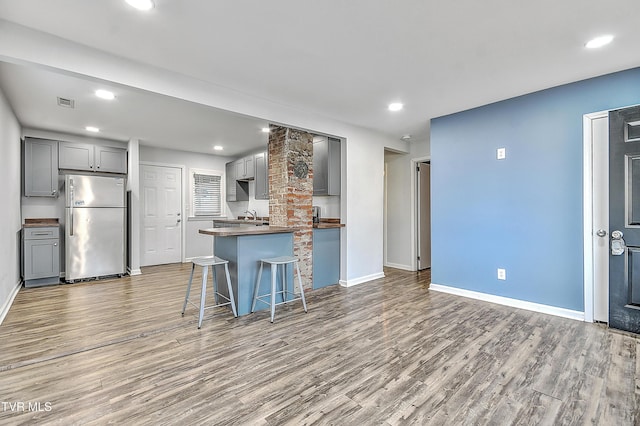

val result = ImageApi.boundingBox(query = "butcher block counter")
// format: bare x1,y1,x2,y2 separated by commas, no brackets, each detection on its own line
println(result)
199,226,298,316
199,226,298,237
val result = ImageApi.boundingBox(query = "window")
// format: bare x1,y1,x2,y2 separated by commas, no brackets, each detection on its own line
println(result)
191,169,224,216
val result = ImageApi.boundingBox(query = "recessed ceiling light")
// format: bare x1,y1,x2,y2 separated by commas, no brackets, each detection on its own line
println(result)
261,127,271,133
85,126,100,133
388,102,404,112
95,89,115,100
213,145,224,151
401,134,412,141
585,35,614,49
125,0,154,11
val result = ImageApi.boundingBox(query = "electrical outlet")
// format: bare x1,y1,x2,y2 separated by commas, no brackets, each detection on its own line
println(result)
497,147,506,160
497,268,506,280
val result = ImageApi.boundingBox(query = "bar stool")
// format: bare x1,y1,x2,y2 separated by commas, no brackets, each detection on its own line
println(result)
251,256,308,322
182,256,237,328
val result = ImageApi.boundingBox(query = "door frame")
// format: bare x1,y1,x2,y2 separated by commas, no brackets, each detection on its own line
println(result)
140,161,186,264
411,155,431,271
583,110,608,323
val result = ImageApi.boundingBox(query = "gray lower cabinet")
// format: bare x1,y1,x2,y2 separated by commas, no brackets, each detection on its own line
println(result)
22,227,60,287
59,142,127,173
313,228,340,289
313,136,341,196
254,151,268,200
24,137,59,197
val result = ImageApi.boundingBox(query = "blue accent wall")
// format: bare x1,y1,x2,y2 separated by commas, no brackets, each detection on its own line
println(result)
431,67,640,312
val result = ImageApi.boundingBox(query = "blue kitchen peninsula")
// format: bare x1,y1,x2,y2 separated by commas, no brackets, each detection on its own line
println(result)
199,226,298,316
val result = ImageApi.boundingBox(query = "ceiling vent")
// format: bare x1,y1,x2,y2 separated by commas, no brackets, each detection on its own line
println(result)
57,97,75,108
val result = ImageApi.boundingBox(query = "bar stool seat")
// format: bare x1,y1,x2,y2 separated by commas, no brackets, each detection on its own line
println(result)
182,256,237,328
251,255,307,322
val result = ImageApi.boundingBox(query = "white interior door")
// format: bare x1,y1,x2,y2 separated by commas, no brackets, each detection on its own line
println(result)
141,165,182,266
593,116,609,322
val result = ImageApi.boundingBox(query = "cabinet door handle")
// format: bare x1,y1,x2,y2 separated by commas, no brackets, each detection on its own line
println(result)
52,190,57,195
54,243,58,247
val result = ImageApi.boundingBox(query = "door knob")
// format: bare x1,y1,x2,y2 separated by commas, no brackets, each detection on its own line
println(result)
596,229,607,237
611,230,626,256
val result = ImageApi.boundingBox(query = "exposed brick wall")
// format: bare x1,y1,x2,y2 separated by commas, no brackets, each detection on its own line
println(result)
268,126,314,289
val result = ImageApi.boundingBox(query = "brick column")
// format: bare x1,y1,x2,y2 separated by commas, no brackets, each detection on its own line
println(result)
268,126,313,289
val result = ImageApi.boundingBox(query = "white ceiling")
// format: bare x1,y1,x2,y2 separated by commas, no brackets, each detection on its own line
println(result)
0,62,269,156
0,0,638,154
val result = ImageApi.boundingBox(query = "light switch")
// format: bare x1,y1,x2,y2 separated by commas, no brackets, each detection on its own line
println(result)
497,148,506,160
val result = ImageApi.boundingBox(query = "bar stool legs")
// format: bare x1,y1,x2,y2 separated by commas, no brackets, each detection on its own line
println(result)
182,256,237,328
251,256,307,322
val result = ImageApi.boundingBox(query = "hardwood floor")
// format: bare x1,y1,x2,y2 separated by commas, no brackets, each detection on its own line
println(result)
0,264,638,425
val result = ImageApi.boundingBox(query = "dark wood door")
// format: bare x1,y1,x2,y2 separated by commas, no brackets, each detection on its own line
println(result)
609,105,640,333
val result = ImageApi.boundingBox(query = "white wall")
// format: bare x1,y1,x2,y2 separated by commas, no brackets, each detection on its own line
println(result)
0,22,410,286
0,84,22,324
140,145,230,261
312,196,340,219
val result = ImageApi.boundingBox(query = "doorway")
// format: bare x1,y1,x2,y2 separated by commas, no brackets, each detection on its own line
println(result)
140,164,183,266
417,162,431,270
584,105,640,330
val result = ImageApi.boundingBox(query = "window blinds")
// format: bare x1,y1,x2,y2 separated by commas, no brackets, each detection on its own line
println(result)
193,173,222,216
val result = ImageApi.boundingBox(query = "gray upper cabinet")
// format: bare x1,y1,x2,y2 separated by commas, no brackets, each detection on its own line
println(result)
226,161,249,202
226,161,236,201
59,141,127,174
313,136,341,196
235,155,255,180
95,145,127,173
24,137,59,197
58,142,93,171
254,151,268,200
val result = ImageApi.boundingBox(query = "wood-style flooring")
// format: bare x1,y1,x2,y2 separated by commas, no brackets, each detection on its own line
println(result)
0,264,638,425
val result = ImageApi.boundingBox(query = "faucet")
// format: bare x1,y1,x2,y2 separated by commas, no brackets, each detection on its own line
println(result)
244,210,257,220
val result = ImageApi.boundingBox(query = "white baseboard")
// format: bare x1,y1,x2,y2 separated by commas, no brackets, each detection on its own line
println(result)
340,272,385,288
0,279,22,326
384,262,414,272
128,268,142,276
429,283,585,321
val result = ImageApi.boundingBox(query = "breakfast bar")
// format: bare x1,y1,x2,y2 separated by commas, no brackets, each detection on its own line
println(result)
199,226,298,316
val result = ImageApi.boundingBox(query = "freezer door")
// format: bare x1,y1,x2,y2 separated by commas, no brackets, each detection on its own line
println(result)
66,207,125,281
66,174,126,208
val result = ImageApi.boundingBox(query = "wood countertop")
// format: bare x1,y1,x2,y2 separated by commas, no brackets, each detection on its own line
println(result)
199,226,298,237
313,222,345,229
23,218,60,228
211,217,344,229
313,218,345,229
213,218,270,225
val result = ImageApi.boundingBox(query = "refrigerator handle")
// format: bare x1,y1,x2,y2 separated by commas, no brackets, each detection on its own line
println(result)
69,178,74,236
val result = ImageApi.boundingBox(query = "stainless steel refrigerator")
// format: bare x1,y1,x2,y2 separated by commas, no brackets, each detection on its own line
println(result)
65,174,126,282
